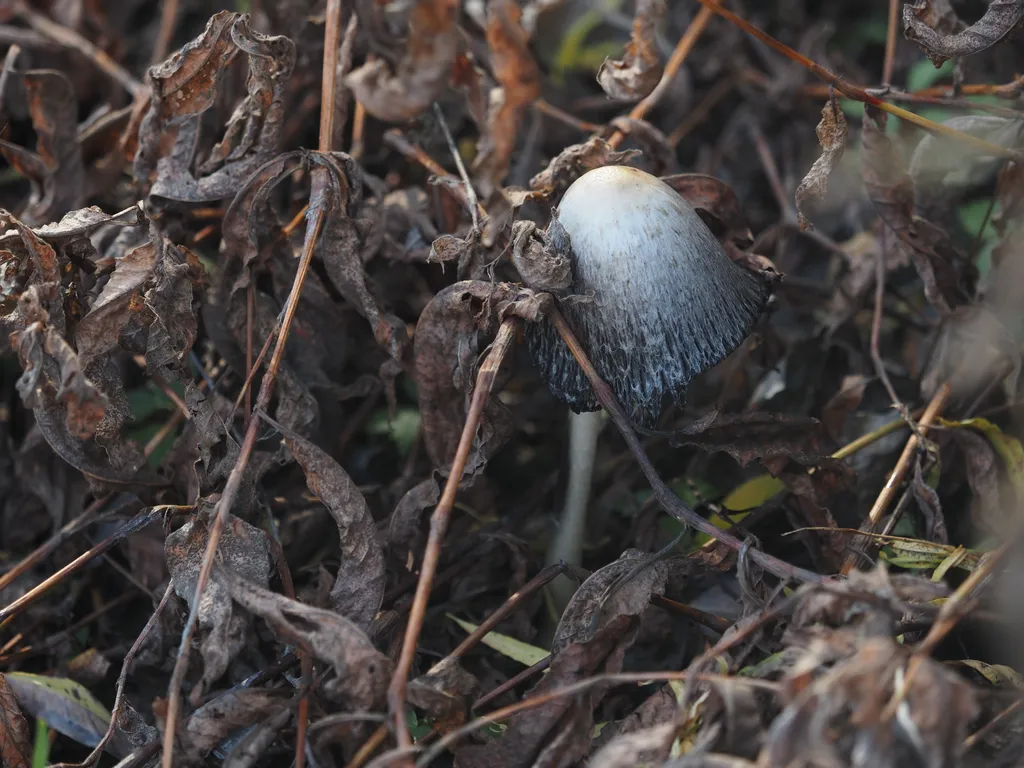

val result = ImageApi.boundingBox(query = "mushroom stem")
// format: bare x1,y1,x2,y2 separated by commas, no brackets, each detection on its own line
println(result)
546,408,604,607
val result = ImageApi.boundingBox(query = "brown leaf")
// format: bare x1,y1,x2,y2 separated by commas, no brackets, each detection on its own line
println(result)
949,427,1011,533
911,456,947,544
820,374,869,440
473,0,543,198
414,281,519,470
407,656,481,728
387,476,441,568
0,675,31,768
165,509,271,700
311,152,409,363
607,116,677,175
589,722,677,768
768,636,977,767
795,98,848,231
0,69,84,225
660,173,752,245
75,242,155,365
214,564,392,711
903,0,1023,66
185,689,289,757
283,430,385,631
141,228,203,370
345,0,460,123
553,549,670,655
670,410,837,468
528,138,641,200
861,105,970,313
136,12,295,203
596,0,665,101
510,220,572,292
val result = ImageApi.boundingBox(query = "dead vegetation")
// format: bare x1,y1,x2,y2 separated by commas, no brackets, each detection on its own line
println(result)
1,1,1024,766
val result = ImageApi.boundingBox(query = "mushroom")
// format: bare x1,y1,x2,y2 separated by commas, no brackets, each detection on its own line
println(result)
523,165,771,603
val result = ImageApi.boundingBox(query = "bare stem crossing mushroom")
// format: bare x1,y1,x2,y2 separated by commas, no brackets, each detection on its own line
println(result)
523,165,771,605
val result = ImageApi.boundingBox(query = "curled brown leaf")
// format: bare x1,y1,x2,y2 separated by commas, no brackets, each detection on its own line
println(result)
596,0,666,101
795,97,848,231
283,430,385,631
345,0,460,123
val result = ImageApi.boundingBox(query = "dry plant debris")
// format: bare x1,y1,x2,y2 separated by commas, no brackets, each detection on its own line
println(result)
0,2,1023,767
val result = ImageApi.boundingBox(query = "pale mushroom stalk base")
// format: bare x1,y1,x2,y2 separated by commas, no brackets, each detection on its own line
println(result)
546,409,603,608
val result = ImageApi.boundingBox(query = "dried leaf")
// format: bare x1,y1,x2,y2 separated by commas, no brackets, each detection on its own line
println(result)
283,430,385,631
768,636,977,768
553,549,670,656
185,689,289,756
795,98,848,230
660,173,752,245
528,138,641,200
5,672,108,750
910,115,1024,197
136,12,295,202
311,152,409,363
387,476,440,567
861,105,970,313
903,0,1023,66
215,565,392,711
407,657,481,728
75,242,156,365
0,675,31,768
165,511,271,700
911,456,947,544
345,0,459,122
0,70,84,225
473,0,543,197
671,410,837,468
596,0,665,101
413,281,519,469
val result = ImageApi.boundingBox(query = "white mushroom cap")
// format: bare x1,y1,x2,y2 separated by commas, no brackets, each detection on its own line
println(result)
527,165,769,426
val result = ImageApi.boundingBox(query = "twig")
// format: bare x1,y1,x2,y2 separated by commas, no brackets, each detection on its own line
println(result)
534,99,603,133
0,44,21,116
16,2,145,97
870,230,918,436
548,307,826,585
0,507,166,627
383,130,486,221
694,0,1024,161
351,100,367,160
882,0,899,85
608,4,715,149
345,724,390,768
50,584,175,768
432,102,480,232
151,0,180,65
387,318,520,755
667,73,739,146
450,563,565,659
840,381,952,574
160,1,346,754
471,657,551,713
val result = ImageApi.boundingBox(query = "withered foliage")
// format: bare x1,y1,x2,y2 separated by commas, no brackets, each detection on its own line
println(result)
1,2,1023,768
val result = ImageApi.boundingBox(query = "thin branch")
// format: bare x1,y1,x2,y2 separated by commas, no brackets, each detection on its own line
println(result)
608,4,715,149
840,381,952,575
387,318,520,755
695,0,1024,161
548,307,827,585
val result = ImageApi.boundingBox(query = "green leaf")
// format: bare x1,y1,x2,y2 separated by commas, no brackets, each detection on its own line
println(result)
6,673,109,750
721,474,786,512
368,408,421,456
448,614,550,667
